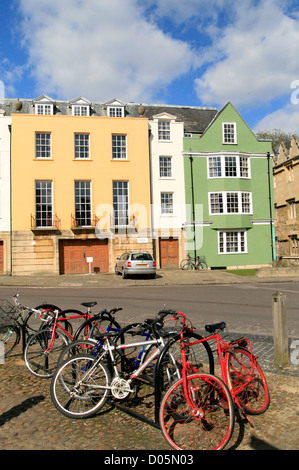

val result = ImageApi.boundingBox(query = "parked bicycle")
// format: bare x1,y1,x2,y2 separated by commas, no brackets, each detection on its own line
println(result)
49,310,186,419
180,253,208,270
159,311,270,451
24,302,122,378
0,294,61,357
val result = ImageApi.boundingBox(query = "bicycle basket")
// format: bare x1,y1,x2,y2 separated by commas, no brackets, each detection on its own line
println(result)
0,300,20,325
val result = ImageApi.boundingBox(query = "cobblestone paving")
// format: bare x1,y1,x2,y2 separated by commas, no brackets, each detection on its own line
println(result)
0,341,298,451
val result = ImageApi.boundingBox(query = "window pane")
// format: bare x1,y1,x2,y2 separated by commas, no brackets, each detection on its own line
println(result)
112,135,127,159
161,192,173,214
223,123,236,144
74,134,89,159
225,156,237,177
158,121,170,140
113,181,128,225
35,181,52,227
209,156,222,177
74,181,91,226
227,192,239,213
240,156,249,177
210,193,223,213
159,157,172,177
36,133,51,158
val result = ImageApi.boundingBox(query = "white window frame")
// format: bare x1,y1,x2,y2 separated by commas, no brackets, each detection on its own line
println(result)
72,105,90,116
74,180,92,226
158,121,171,141
209,191,252,215
222,122,237,144
74,133,90,159
35,180,53,227
208,155,250,179
113,181,129,226
159,156,172,178
108,106,124,117
218,230,247,254
35,132,51,159
112,134,127,159
35,103,53,115
161,192,174,214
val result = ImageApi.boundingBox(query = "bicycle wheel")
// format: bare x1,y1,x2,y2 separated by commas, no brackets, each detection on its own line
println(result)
24,327,69,378
197,260,208,270
50,354,111,419
180,259,192,270
159,373,235,451
225,347,270,415
0,323,20,357
57,338,99,365
74,314,121,341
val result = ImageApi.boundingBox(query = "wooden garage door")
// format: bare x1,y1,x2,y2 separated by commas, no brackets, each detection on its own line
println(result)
59,239,109,274
159,237,179,268
0,241,3,273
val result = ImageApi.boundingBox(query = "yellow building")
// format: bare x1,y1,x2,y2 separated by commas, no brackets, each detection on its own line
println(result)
11,110,151,274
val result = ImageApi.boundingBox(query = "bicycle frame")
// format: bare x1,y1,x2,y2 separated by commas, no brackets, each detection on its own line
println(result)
178,313,257,416
42,311,92,354
73,334,175,393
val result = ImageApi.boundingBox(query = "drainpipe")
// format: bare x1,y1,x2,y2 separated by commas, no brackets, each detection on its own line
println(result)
267,151,275,261
8,123,12,275
189,155,196,258
148,128,156,261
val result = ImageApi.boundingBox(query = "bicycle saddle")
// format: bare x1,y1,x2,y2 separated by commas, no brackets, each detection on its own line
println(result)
205,322,226,333
81,301,97,308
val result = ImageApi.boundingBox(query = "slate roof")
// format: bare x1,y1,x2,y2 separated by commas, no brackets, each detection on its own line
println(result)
1,97,217,134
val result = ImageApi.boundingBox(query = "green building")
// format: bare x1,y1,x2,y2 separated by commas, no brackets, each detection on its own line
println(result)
183,102,275,269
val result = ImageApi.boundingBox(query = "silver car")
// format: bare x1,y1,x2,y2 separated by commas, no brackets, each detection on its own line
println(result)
115,251,156,279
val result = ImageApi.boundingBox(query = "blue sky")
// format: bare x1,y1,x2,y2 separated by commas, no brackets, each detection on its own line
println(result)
1,0,299,133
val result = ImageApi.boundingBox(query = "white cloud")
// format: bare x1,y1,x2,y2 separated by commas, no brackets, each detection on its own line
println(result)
18,0,196,101
194,0,299,108
254,103,299,135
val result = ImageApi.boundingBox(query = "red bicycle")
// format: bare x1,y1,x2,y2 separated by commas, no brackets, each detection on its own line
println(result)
24,303,121,378
159,311,270,451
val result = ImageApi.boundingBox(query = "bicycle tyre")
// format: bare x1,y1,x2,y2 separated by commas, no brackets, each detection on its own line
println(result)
24,327,69,378
57,338,99,365
225,347,270,415
74,314,121,341
50,354,111,419
159,373,235,451
0,323,20,357
196,260,208,270
180,259,192,270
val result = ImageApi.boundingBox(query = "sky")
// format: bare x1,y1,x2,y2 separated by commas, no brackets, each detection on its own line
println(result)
1,0,299,134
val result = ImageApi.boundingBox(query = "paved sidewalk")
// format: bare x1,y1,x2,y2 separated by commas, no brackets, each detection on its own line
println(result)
0,266,299,288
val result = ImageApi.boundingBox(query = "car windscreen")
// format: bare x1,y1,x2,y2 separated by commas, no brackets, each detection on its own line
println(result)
131,253,153,261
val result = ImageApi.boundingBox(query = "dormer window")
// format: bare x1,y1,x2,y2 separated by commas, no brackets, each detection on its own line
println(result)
72,105,89,116
70,97,91,116
105,99,125,118
152,112,176,142
108,106,124,117
33,95,54,115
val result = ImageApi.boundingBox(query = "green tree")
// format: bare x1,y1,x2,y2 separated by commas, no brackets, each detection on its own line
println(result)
255,129,292,154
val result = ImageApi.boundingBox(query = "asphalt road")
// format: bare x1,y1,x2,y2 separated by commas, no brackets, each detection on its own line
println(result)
0,281,298,338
